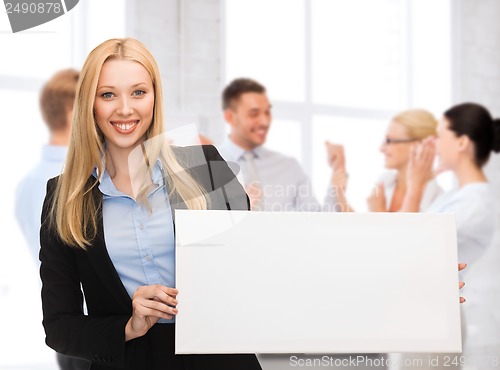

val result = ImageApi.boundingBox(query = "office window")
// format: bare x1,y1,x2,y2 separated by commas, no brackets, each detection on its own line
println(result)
0,14,73,79
266,119,303,164
312,0,405,110
225,0,306,102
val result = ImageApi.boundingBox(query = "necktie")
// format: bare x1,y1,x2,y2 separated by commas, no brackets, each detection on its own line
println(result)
242,151,263,211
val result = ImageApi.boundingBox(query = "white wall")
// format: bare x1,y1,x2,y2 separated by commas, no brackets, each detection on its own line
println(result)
454,0,500,368
129,0,225,142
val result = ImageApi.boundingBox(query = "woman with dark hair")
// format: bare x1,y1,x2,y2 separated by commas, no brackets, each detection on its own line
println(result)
398,102,499,370
402,102,500,265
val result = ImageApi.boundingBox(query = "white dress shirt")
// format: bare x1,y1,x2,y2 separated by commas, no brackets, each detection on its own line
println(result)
376,170,443,211
425,182,495,266
218,139,330,212
98,159,176,324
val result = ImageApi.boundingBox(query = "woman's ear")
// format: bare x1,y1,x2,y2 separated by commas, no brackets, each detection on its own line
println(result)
457,135,474,156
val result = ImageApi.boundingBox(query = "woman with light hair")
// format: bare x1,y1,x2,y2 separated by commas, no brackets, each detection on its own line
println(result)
326,108,442,212
40,38,261,370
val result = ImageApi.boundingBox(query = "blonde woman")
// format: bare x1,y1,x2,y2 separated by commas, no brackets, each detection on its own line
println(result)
326,109,442,212
40,38,261,370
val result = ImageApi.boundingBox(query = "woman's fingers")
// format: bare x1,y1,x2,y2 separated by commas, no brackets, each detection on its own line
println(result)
407,144,417,174
134,297,178,318
458,263,467,304
148,298,178,315
131,285,179,320
134,285,178,305
325,141,346,171
410,143,417,160
421,140,436,165
132,287,179,320
407,140,436,188
126,285,179,340
156,285,178,300
415,141,431,166
134,304,173,320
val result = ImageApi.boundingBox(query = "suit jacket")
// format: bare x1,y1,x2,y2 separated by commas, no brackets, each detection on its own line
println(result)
40,145,250,369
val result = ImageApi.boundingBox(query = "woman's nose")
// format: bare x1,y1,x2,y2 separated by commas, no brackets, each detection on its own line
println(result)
117,97,133,116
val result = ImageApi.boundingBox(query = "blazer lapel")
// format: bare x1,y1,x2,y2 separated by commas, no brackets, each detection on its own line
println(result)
85,188,132,312
82,175,195,311
84,187,186,311
169,190,187,231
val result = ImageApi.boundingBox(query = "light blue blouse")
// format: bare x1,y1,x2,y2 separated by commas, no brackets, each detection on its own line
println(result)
98,160,175,323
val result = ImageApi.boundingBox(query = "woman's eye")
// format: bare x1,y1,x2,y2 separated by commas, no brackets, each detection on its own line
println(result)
133,90,146,96
101,92,114,99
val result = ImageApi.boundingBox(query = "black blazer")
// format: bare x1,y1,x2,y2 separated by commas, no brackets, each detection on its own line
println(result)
40,145,250,369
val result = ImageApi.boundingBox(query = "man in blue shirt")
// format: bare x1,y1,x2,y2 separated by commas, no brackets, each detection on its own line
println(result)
15,68,90,370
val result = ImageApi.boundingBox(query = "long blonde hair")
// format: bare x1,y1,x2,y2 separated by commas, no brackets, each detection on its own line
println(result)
392,109,438,140
51,38,208,248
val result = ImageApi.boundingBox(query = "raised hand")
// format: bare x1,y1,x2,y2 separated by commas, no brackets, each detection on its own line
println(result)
407,137,436,190
325,141,347,173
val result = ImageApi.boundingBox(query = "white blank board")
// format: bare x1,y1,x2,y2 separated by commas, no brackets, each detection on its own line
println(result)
175,210,461,354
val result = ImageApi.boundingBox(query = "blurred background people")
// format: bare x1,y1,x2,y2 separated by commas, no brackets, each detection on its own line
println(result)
15,68,90,370
326,109,442,213
395,102,500,370
218,78,334,212
15,68,79,264
402,102,500,265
